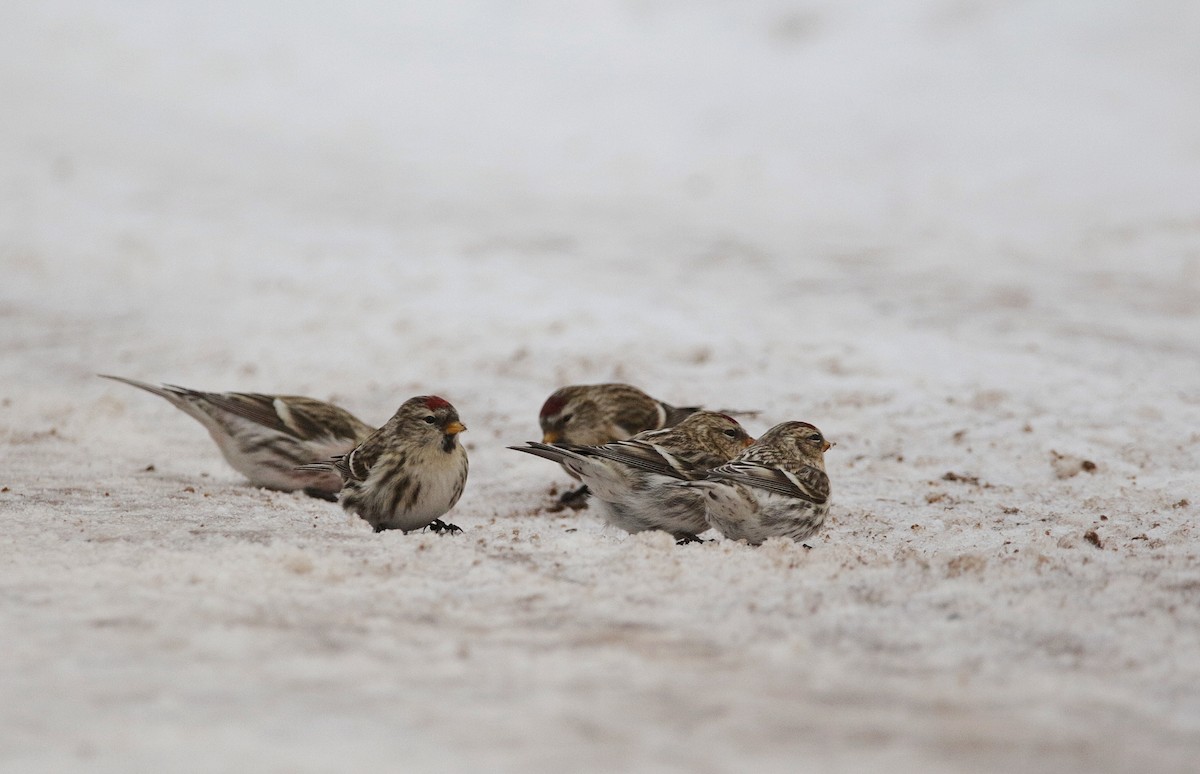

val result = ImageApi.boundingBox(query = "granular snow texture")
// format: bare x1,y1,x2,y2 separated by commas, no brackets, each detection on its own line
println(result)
2,2,1199,772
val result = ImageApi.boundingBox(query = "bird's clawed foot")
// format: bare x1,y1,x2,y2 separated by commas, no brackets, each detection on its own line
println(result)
554,485,591,511
303,487,339,503
426,519,463,535
675,533,708,546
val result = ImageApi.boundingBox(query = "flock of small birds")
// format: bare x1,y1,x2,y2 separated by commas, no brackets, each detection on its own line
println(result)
100,376,833,546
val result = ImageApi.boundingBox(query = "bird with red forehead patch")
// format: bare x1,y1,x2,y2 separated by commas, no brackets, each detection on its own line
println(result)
511,411,753,543
535,383,757,509
99,374,373,500
538,383,703,447
680,421,833,545
299,395,468,533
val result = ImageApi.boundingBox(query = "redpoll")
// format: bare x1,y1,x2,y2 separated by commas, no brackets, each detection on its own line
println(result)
685,421,832,545
299,396,468,534
510,411,753,542
538,382,745,508
100,374,372,500
537,383,704,446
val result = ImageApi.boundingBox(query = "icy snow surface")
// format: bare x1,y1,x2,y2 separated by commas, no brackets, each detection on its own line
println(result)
3,1,1200,771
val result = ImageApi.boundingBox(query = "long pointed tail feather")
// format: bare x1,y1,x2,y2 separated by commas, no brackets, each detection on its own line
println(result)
98,374,177,400
295,460,337,473
507,442,587,466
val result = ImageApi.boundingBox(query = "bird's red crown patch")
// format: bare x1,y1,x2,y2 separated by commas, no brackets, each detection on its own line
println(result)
539,394,567,419
424,396,451,411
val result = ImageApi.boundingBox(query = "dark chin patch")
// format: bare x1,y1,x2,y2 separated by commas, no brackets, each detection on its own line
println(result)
442,435,457,453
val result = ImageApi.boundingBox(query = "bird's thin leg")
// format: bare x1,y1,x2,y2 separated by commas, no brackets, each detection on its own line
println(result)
675,533,708,546
549,482,590,513
426,519,463,535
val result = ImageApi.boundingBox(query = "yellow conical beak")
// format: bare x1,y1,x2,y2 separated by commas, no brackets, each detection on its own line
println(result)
445,421,466,435
542,431,559,444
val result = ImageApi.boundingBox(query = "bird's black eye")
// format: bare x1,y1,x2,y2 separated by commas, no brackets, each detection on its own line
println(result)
723,428,740,438
561,414,573,424
807,433,823,443
423,416,437,425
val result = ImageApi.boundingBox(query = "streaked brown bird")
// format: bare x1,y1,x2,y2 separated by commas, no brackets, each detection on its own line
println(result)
684,421,832,545
100,374,372,500
538,383,704,446
300,395,469,534
511,411,753,542
536,383,753,508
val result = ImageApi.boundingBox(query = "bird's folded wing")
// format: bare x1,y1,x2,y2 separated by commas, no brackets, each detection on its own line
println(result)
338,437,385,481
709,462,830,503
204,391,366,441
177,389,307,437
299,435,382,480
580,440,706,480
277,397,369,441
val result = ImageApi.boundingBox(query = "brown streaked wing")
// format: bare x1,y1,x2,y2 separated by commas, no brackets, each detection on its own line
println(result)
709,461,830,504
179,389,301,436
176,389,365,441
336,434,387,482
608,391,665,435
580,440,703,481
277,396,371,440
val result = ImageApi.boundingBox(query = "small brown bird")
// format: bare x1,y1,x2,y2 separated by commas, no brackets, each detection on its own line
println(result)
538,383,704,446
684,421,832,545
511,411,753,542
537,383,749,507
100,374,372,500
300,396,469,534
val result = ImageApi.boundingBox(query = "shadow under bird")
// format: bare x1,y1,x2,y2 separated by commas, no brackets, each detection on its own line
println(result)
299,395,469,534
510,410,754,543
682,421,832,545
100,374,373,500
536,383,757,508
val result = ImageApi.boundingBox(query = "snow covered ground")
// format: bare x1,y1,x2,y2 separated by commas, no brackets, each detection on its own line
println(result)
3,1,1199,771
